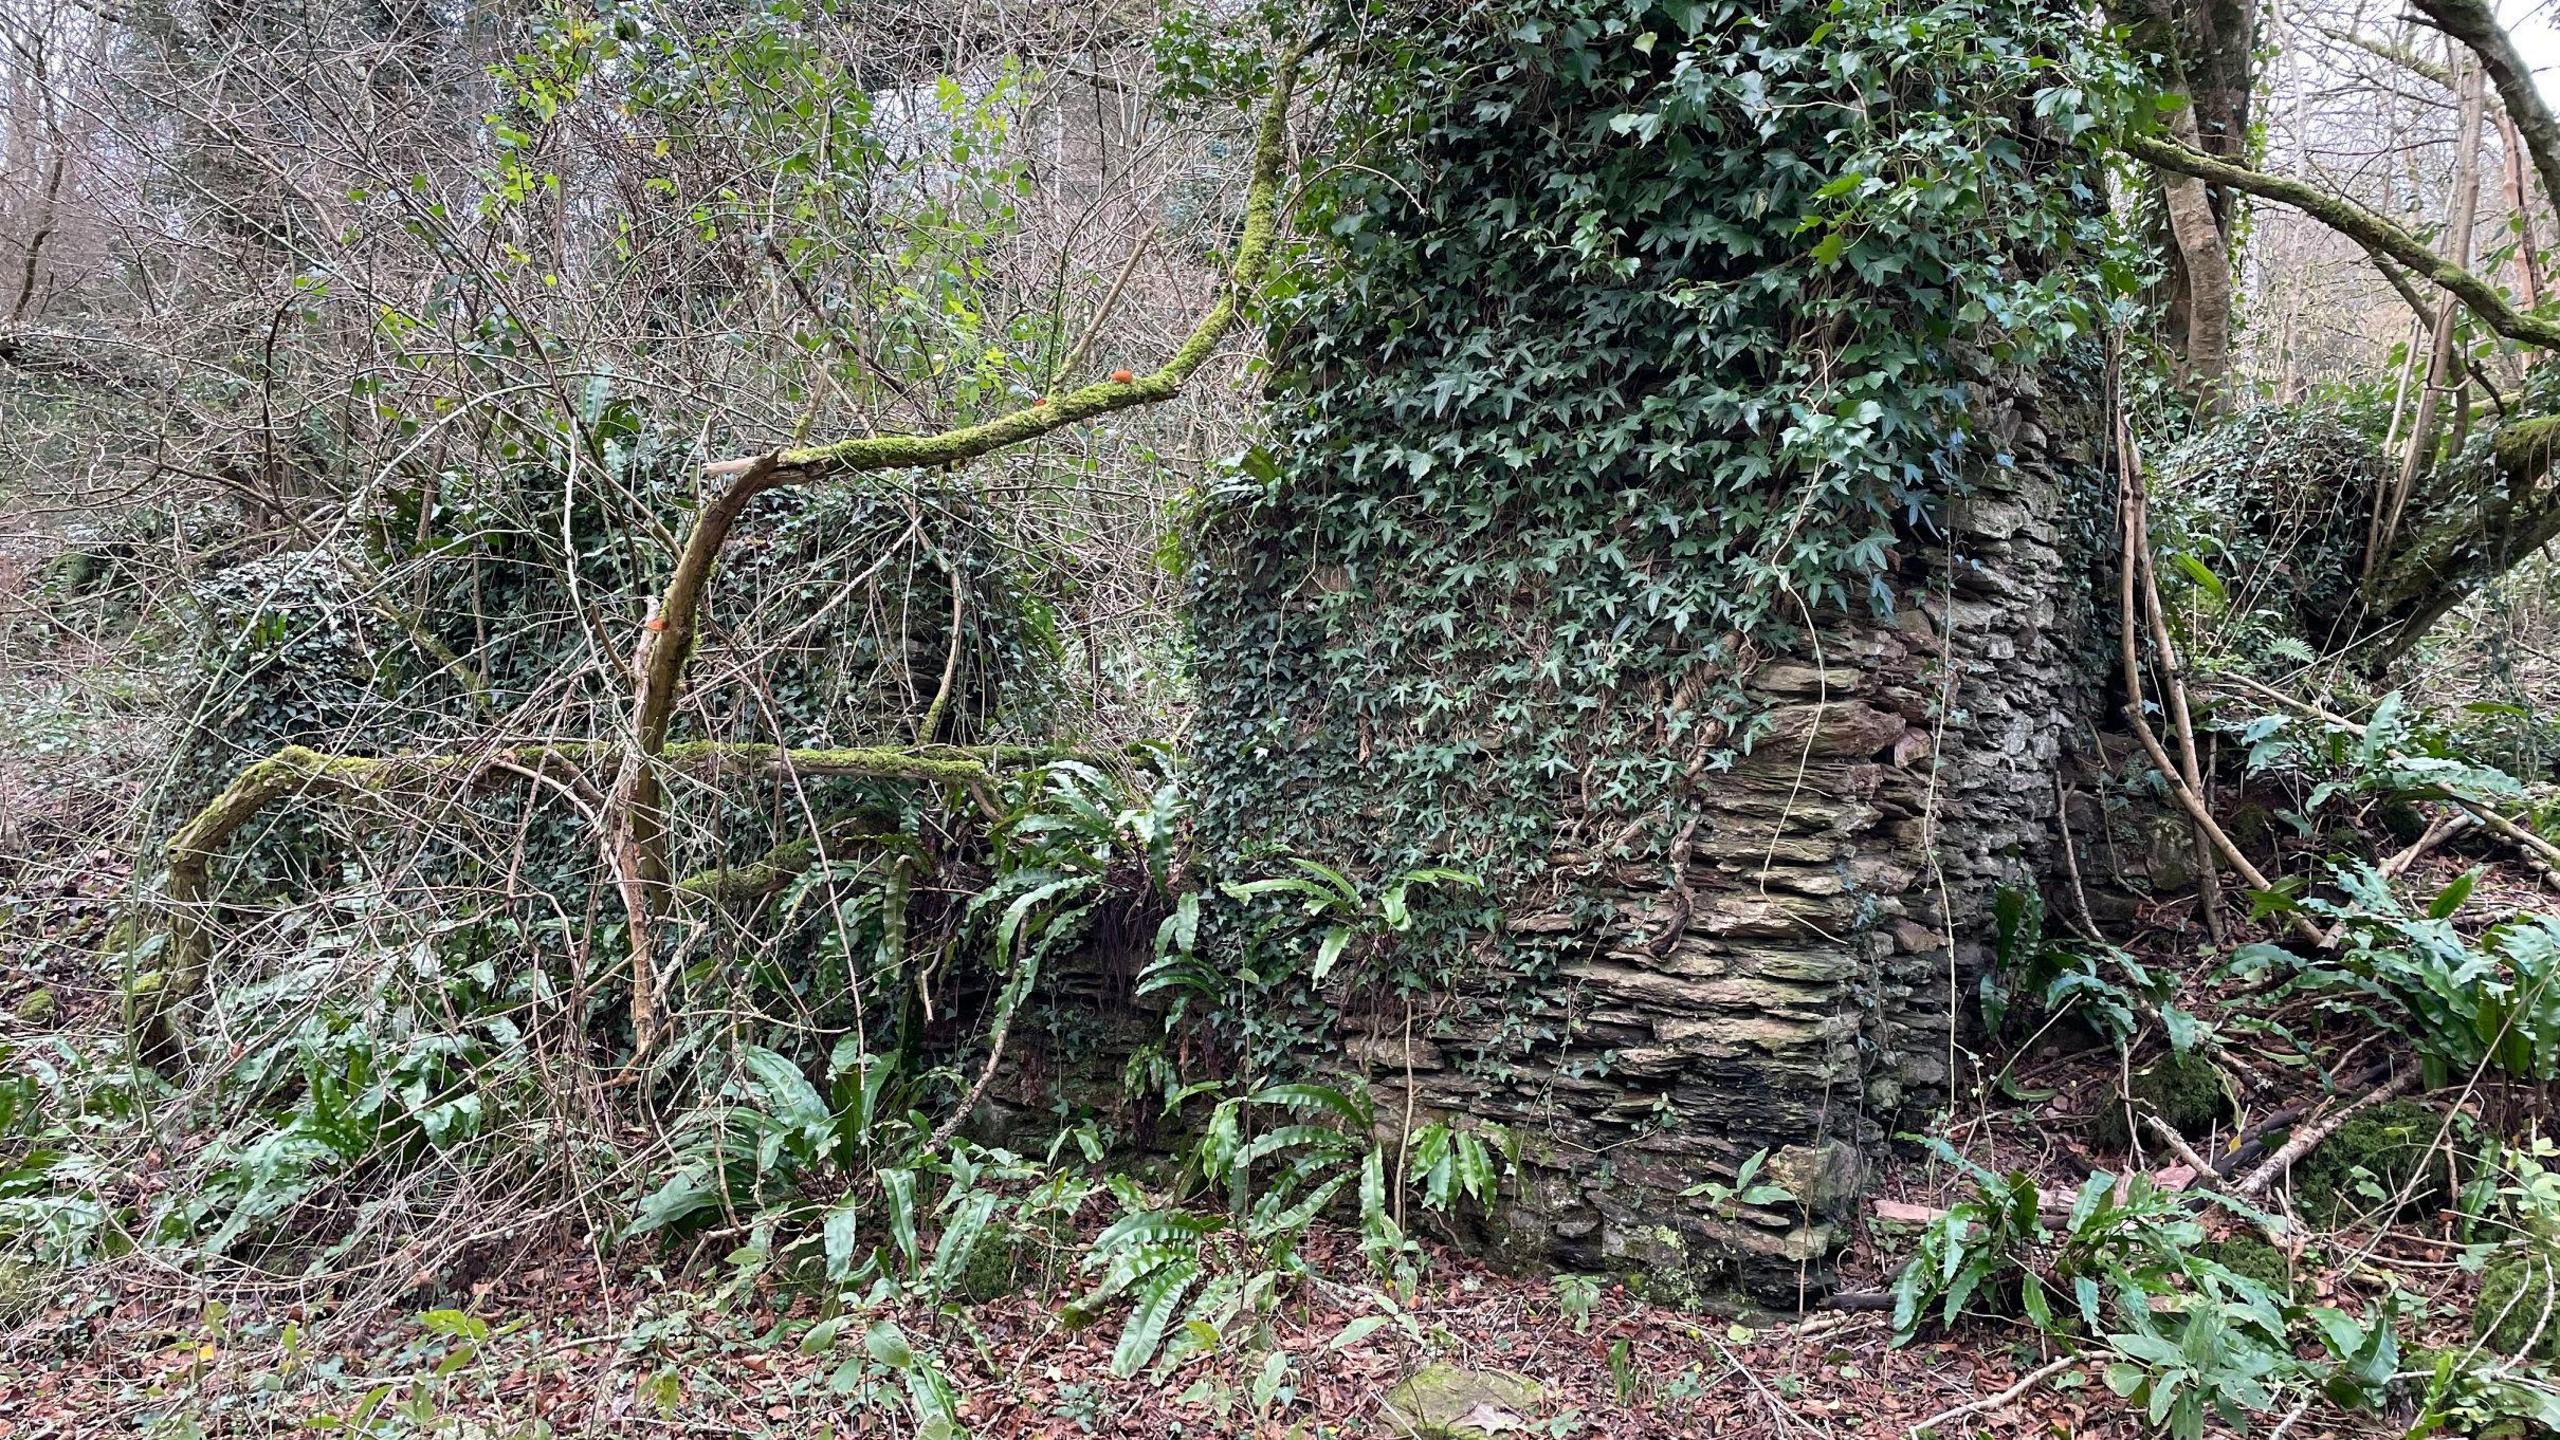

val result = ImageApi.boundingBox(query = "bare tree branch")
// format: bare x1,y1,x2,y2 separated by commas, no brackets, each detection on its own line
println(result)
2407,0,2560,218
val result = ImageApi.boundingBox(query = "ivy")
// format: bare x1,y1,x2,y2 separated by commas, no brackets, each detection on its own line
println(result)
1186,0,2142,1030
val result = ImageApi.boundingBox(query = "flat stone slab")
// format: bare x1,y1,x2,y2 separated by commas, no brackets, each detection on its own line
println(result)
1381,1363,1544,1438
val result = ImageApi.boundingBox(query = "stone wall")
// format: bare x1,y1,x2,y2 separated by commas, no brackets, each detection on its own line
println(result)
1315,368,2110,1303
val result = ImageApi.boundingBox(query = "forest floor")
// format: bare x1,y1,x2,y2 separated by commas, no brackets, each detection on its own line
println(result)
0,825,2523,1438
0,1225,2306,1440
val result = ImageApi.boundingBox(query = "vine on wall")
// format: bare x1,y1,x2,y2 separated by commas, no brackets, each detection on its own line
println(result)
1187,0,2143,1045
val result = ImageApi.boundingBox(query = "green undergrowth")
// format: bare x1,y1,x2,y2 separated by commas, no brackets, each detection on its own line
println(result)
2479,1252,2560,1362
2091,1051,2236,1152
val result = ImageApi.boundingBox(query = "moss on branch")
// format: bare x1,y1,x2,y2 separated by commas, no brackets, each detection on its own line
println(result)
137,738,1069,1060
2123,133,2560,351
714,39,1307,487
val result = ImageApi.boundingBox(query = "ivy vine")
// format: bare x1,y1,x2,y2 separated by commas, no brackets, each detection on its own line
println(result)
1186,0,2143,1037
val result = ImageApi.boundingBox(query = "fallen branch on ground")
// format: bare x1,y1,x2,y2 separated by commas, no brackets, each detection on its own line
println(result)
1906,1354,2082,1437
2235,1069,2423,1198
2212,1061,2397,1178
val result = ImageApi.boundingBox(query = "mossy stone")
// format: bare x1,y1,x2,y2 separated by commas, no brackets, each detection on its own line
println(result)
2289,1100,2449,1226
10,988,56,1025
2376,798,2431,845
2223,801,2283,862
955,1218,1072,1304
0,1258,37,1325
1382,1364,1544,1439
2089,1051,2233,1151
2475,1252,2560,1361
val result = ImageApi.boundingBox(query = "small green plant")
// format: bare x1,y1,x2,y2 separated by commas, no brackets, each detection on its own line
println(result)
2243,863,2560,1087
2102,1301,2283,1440
1889,1140,2423,1438
1217,859,1481,987
2407,1343,2560,1435
2235,693,2535,831
1678,1148,1794,1219
1065,1081,1504,1377
1891,1143,2221,1343
1554,1272,1603,1333
1982,887,2203,1055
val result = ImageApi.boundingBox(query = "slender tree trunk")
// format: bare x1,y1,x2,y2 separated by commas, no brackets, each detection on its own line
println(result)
2159,103,2234,415
2375,52,2489,579
2502,110,2545,332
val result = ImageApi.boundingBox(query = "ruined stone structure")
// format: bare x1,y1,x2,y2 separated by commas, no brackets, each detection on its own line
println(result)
1192,364,2109,1303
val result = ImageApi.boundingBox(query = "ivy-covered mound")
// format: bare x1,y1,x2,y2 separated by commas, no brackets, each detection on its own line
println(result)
1187,0,2132,1299
2150,407,2381,663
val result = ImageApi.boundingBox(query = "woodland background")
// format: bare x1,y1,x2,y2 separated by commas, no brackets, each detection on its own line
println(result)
7,0,2560,1435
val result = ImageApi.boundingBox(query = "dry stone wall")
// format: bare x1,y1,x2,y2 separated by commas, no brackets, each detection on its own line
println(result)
1273,369,2108,1303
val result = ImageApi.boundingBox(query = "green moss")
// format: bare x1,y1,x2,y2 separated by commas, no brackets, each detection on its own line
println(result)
1382,1364,1544,1439
2475,1251,2560,1361
2493,414,2560,484
657,741,993,785
0,1258,38,1325
2289,1101,2449,1226
2202,1234,2298,1298
10,989,56,1026
2222,800,2283,861
2090,1052,2234,1151
2376,798,2430,845
952,1219,1070,1304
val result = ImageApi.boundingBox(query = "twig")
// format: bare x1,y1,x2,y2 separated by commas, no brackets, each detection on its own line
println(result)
2141,1115,2227,1190
2382,811,2474,878
2054,771,2100,940
1906,1354,2081,1437
1820,1289,1896,1312
2236,1069,2422,1198
2109,379,2325,947
925,944,1048,1152
2464,805,2560,879
2132,487,2228,943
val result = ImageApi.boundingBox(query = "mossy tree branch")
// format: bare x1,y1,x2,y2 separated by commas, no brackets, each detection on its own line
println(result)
641,40,1309,755
2357,417,2560,664
2322,27,2454,88
2121,134,2560,352
2124,82,2560,667
601,39,1310,1053
139,740,1048,1059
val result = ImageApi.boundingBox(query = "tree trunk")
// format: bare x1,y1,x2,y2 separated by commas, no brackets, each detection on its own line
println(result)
2158,104,2235,415
2502,110,2545,318
2374,52,2489,581
2122,0,2250,413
